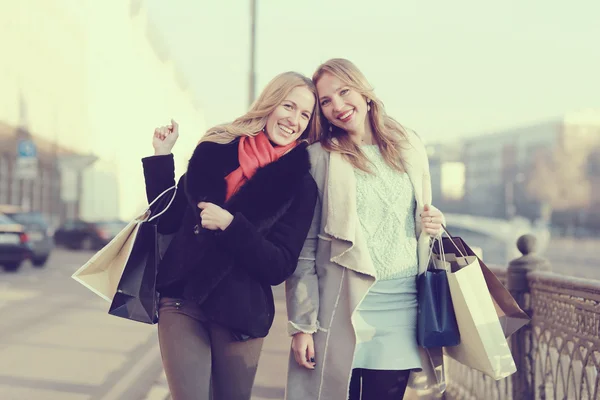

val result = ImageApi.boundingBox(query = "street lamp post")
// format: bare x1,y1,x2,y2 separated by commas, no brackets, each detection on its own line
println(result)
248,0,257,107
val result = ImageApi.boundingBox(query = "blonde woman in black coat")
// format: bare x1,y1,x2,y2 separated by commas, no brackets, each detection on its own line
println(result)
143,72,319,400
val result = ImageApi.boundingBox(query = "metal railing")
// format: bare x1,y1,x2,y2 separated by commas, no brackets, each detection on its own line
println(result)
445,235,600,400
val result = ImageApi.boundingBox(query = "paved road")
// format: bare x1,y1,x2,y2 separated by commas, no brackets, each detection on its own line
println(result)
0,249,162,400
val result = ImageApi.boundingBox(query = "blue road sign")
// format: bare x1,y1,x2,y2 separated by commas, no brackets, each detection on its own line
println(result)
17,139,37,158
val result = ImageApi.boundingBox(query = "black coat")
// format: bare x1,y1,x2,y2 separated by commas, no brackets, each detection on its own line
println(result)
142,139,317,338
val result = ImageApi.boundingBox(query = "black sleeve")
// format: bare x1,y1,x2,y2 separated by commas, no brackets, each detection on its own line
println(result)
213,174,318,286
141,154,187,235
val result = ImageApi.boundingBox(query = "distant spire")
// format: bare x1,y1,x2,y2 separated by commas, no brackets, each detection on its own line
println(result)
18,90,28,127
16,89,29,139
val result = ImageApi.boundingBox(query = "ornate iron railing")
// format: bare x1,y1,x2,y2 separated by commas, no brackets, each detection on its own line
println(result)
445,237,600,400
528,272,600,400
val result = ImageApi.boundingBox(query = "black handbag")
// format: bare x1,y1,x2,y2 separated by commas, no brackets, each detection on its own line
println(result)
108,186,176,324
417,237,460,348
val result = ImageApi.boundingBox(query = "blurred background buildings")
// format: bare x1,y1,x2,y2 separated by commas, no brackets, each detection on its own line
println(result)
0,0,598,251
0,1,204,228
429,110,600,237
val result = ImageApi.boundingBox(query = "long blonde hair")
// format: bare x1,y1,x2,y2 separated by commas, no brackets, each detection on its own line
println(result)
201,72,319,144
312,58,408,173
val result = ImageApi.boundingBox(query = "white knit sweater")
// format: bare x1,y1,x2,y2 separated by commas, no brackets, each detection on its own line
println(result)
354,146,418,280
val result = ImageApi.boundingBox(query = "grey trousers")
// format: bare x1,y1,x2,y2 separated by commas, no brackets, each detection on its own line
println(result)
157,297,264,400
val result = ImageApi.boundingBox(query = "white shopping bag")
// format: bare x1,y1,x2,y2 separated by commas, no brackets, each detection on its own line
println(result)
71,186,176,302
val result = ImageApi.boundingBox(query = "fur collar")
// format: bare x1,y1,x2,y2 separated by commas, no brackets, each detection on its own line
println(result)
184,140,311,226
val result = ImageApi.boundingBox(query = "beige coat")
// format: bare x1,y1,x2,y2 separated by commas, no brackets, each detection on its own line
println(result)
285,130,445,399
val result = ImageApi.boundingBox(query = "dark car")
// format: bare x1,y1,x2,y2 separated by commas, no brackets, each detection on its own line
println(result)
0,206,53,267
54,219,127,250
0,213,32,272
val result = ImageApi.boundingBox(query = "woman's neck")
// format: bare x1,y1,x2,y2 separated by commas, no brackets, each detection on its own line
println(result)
349,121,375,146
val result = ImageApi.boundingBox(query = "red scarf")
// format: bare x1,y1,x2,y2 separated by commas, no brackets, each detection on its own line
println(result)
224,131,297,201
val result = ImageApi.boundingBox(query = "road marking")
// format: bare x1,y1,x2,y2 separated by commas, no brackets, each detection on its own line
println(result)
0,288,40,301
100,344,161,400
0,288,40,311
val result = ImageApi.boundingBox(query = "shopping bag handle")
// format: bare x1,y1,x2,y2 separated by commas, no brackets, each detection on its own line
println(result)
147,186,177,223
427,235,445,261
426,236,447,271
437,224,467,258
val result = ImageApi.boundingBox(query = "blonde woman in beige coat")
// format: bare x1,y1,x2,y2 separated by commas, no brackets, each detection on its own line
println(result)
285,58,446,400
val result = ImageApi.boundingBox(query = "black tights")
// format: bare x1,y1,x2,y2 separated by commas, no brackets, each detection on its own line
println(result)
348,368,410,400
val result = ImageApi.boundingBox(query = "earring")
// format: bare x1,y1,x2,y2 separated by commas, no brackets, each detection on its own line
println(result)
367,100,372,112
329,125,333,132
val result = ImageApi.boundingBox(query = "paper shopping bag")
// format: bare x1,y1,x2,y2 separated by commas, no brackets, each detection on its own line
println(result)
417,239,460,348
443,253,517,379
108,221,160,324
440,236,530,338
71,186,176,303
71,217,145,302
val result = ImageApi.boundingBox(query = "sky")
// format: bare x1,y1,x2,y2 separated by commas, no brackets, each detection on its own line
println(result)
144,0,599,143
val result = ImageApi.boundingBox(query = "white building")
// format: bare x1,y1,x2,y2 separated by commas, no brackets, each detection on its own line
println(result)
0,0,205,222
463,109,600,218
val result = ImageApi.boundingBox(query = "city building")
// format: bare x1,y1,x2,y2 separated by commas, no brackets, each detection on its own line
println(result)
458,109,599,221
426,109,600,226
0,0,205,225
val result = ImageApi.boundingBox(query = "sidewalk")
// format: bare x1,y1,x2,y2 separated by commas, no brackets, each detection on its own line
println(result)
0,249,164,400
142,285,290,400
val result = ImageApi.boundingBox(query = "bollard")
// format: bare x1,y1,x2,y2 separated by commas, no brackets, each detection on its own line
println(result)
506,234,550,400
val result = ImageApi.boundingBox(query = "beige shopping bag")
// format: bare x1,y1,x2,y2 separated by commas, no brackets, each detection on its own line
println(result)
71,216,145,302
441,236,530,338
443,253,517,380
71,186,176,302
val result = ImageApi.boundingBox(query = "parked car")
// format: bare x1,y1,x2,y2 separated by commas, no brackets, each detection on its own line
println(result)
0,213,31,272
54,219,128,250
0,205,53,267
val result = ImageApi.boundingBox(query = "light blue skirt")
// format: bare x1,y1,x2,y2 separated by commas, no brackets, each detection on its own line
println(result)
352,276,422,370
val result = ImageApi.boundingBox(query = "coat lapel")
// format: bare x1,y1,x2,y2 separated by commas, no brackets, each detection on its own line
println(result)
399,131,434,274
322,131,431,278
324,151,377,278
